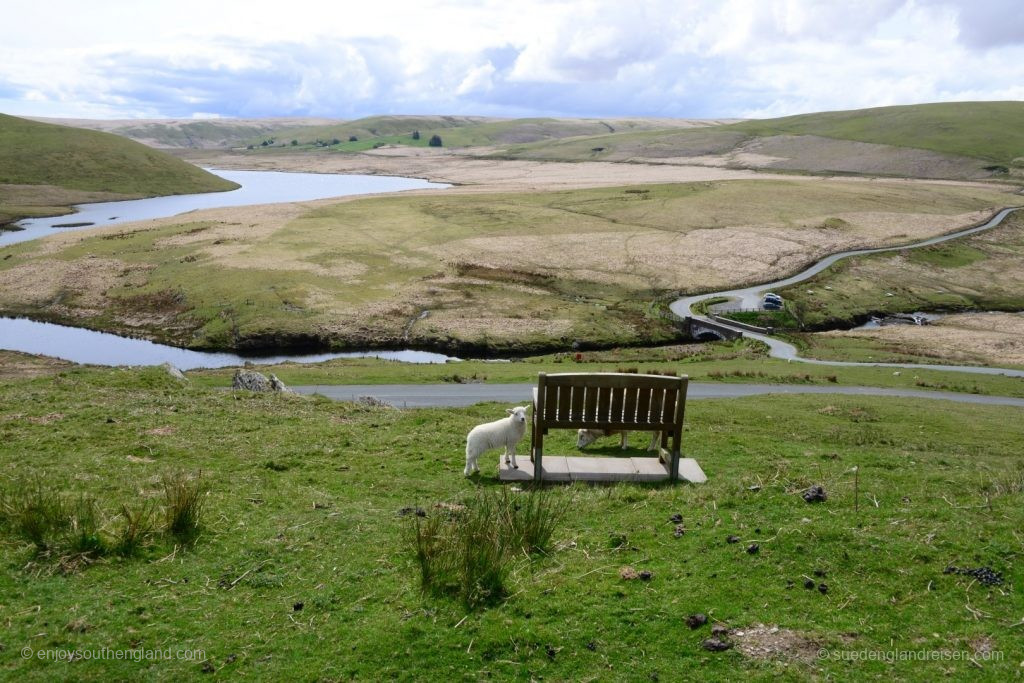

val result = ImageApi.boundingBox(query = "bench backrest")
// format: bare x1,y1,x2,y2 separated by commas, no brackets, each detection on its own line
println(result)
534,372,688,432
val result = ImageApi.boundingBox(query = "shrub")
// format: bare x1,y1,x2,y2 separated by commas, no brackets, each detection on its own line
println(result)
6,479,68,550
162,471,206,543
348,135,358,142
113,502,154,557
408,489,564,608
412,130,420,140
428,134,443,147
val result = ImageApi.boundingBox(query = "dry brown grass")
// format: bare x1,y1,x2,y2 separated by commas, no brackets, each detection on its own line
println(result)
822,313,1024,366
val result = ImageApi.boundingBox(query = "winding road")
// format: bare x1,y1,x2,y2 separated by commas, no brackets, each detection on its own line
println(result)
669,206,1024,378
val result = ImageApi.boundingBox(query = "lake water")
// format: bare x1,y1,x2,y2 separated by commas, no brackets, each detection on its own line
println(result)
1,169,448,247
1,167,457,367
0,317,455,369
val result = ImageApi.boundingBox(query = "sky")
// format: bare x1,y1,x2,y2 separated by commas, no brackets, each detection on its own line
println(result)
1,0,1022,121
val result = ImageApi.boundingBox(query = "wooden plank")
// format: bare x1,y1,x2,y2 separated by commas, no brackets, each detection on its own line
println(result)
570,384,584,422
543,373,684,390
636,388,651,425
597,386,611,422
557,384,570,423
583,384,598,423
543,421,672,431
661,388,677,425
623,386,638,424
610,386,624,423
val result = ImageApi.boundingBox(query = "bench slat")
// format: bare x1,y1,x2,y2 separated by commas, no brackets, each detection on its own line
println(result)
557,384,571,422
570,384,585,422
623,386,638,424
597,386,611,423
583,384,599,423
636,388,652,424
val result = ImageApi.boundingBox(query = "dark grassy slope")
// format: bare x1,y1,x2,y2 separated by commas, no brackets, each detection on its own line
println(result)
0,113,239,195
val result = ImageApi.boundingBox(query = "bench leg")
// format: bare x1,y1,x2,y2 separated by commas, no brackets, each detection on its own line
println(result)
533,430,544,483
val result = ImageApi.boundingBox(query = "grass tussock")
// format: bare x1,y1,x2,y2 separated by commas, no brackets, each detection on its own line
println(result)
0,470,206,568
410,489,566,609
163,470,207,543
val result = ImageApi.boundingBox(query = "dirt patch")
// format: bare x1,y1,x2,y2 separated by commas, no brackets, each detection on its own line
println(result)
732,623,820,662
0,350,75,380
823,313,1024,366
143,425,177,436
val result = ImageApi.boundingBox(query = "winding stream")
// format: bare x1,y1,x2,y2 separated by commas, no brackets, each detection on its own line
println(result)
669,206,1024,378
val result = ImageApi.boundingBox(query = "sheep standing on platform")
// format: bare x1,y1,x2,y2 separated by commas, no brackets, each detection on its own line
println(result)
465,406,529,476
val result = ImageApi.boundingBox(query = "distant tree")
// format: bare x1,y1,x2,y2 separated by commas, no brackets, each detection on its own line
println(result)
411,130,420,140
348,135,358,142
428,134,443,147
290,139,298,146
260,140,269,147
330,138,341,145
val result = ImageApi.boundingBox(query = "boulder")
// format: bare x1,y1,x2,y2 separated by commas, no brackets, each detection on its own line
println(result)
232,369,292,393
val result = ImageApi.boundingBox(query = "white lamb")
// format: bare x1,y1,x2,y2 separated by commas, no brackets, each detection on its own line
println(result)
465,406,529,476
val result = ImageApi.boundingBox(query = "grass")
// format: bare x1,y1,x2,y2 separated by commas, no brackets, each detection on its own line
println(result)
0,114,238,226
244,115,695,151
0,179,1015,353
0,364,1022,679
729,101,1024,166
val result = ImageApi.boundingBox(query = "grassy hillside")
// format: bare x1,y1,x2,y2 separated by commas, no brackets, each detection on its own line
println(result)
1,365,1021,680
730,101,1024,166
497,102,1024,180
0,114,239,195
251,115,719,151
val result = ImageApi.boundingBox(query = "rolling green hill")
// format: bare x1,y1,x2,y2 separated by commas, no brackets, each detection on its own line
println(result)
729,101,1024,165
495,101,1024,180
0,114,239,194
250,115,718,150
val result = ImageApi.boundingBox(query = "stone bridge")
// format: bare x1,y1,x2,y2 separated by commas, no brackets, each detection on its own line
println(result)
683,316,744,342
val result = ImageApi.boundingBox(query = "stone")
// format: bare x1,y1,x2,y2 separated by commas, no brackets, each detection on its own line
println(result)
161,362,188,381
232,369,292,393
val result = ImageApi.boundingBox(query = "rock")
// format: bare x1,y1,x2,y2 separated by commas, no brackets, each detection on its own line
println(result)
802,485,827,503
702,637,733,652
804,578,816,589
619,566,640,580
268,374,293,393
638,570,653,581
818,583,829,594
686,613,708,629
746,543,760,554
673,524,686,538
669,513,683,523
726,535,741,544
232,369,292,393
711,624,729,636
161,362,188,381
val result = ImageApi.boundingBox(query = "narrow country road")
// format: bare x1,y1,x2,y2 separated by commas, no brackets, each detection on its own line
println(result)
292,383,1024,408
669,206,1024,378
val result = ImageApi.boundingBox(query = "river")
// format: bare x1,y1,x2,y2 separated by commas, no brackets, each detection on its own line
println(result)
0,168,455,367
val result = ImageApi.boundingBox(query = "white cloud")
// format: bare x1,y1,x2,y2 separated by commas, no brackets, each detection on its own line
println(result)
0,0,1021,119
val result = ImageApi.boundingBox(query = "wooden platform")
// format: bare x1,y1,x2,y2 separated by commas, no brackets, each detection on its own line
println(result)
498,456,707,483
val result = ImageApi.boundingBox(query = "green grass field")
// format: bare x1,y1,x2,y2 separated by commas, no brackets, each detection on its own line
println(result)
1,364,1021,680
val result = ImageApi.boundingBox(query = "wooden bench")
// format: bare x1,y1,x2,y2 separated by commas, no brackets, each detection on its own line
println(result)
498,372,706,484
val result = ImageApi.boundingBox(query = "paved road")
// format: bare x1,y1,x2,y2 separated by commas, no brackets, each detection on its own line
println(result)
669,206,1024,378
292,383,1024,408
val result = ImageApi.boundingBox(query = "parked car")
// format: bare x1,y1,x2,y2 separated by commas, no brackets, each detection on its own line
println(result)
763,300,782,310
